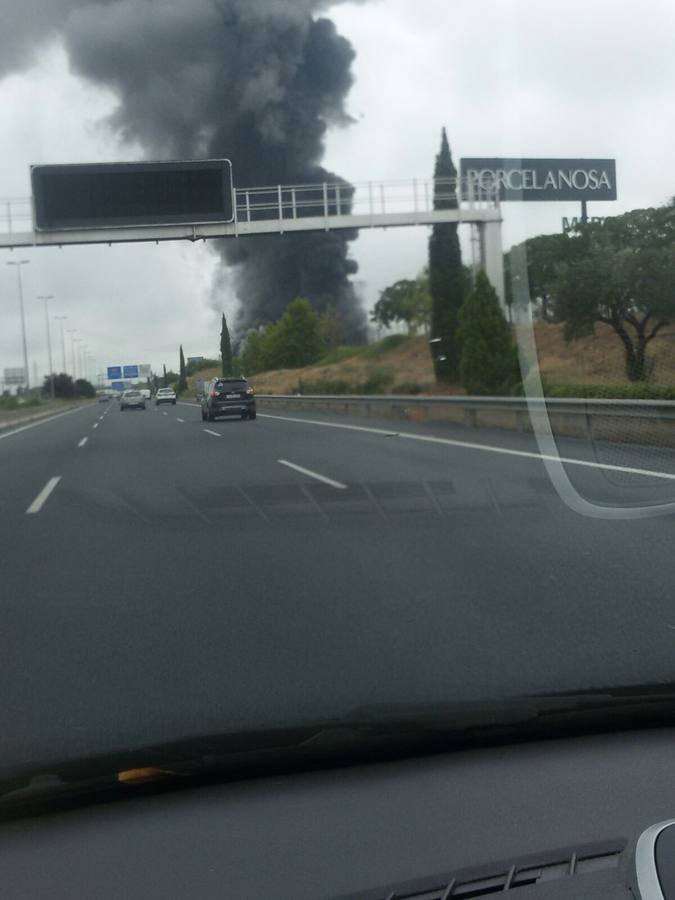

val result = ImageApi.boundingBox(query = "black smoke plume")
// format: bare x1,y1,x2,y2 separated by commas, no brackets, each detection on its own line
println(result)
2,0,367,339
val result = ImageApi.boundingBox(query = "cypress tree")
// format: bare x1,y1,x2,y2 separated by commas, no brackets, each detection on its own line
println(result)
178,346,187,393
220,313,233,376
457,270,517,395
428,128,464,382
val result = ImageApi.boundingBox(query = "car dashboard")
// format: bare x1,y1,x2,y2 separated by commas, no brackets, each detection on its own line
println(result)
2,727,675,898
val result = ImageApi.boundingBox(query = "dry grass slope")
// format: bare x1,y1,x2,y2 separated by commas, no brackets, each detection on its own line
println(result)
186,323,675,396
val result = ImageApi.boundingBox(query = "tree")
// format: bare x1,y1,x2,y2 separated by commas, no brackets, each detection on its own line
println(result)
178,345,188,394
428,128,465,382
457,270,518,395
319,305,348,351
74,378,96,399
45,372,76,399
239,329,270,375
264,297,324,369
371,272,432,335
220,313,233,376
505,232,575,322
526,203,675,381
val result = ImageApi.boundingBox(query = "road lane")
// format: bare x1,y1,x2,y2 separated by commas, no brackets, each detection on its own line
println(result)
0,401,100,518
1,397,675,769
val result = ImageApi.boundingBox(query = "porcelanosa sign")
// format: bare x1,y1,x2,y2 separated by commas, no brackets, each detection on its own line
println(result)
460,158,617,202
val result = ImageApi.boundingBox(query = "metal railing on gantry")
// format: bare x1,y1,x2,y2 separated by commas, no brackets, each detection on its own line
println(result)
0,176,500,249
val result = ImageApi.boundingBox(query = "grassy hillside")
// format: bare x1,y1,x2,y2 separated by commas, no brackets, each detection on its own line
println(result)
185,323,675,397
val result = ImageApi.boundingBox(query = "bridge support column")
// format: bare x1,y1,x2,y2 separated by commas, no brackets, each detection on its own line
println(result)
479,219,506,312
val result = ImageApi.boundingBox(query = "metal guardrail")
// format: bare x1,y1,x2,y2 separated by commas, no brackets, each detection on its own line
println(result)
255,393,675,446
257,394,675,412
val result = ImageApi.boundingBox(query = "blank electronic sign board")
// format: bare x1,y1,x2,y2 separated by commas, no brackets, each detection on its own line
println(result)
31,160,233,231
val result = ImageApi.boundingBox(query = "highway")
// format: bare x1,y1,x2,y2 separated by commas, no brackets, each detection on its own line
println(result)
1,398,675,769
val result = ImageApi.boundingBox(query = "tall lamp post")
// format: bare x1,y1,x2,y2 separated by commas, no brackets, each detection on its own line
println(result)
37,295,55,399
6,260,31,392
55,315,68,373
74,338,84,382
67,329,77,379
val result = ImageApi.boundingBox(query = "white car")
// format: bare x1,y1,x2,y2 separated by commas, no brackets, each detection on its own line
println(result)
120,389,146,410
140,389,151,401
155,387,177,406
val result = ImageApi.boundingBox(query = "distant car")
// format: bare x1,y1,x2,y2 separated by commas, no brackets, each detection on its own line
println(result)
201,377,256,422
155,387,177,406
120,390,146,411
97,393,110,403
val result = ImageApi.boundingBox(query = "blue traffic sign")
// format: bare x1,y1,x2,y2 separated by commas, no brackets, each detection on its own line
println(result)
107,366,122,380
123,365,139,378
111,381,124,392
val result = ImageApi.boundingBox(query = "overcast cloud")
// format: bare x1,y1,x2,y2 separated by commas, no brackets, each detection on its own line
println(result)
1,0,674,383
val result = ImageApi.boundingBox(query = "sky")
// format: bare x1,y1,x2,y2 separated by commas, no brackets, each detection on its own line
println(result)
1,0,674,385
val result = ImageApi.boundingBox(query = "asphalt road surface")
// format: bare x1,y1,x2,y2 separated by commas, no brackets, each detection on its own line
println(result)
1,398,675,770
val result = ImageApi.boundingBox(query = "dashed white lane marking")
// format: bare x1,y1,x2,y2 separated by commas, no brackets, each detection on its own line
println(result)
277,458,347,490
176,418,185,423
78,437,88,447
93,423,98,429
203,429,220,437
26,476,61,514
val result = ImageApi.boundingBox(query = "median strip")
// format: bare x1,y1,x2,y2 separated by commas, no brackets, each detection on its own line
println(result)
278,458,347,490
26,477,61,514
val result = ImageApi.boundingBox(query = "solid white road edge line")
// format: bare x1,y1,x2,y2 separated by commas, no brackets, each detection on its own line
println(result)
259,413,675,483
78,437,88,447
0,404,90,443
278,458,347,490
26,476,62,514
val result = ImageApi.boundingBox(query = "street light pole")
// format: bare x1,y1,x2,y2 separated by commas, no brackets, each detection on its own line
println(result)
6,260,31,392
67,329,77,379
55,315,68,373
79,345,88,382
38,295,55,399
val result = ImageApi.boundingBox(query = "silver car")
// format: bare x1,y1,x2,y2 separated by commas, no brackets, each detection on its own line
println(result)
120,390,146,410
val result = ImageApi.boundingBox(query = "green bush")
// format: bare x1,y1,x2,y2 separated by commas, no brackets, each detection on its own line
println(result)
316,334,409,367
295,367,393,395
362,334,409,356
296,378,352,394
543,382,675,400
392,382,427,394
316,345,364,366
359,367,393,393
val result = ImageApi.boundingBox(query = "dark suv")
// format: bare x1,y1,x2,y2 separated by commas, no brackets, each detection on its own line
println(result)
201,377,256,422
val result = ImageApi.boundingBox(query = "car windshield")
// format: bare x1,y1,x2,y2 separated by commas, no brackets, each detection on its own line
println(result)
1,1,674,784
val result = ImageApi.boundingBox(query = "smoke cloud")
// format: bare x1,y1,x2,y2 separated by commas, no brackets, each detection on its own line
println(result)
3,0,367,339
